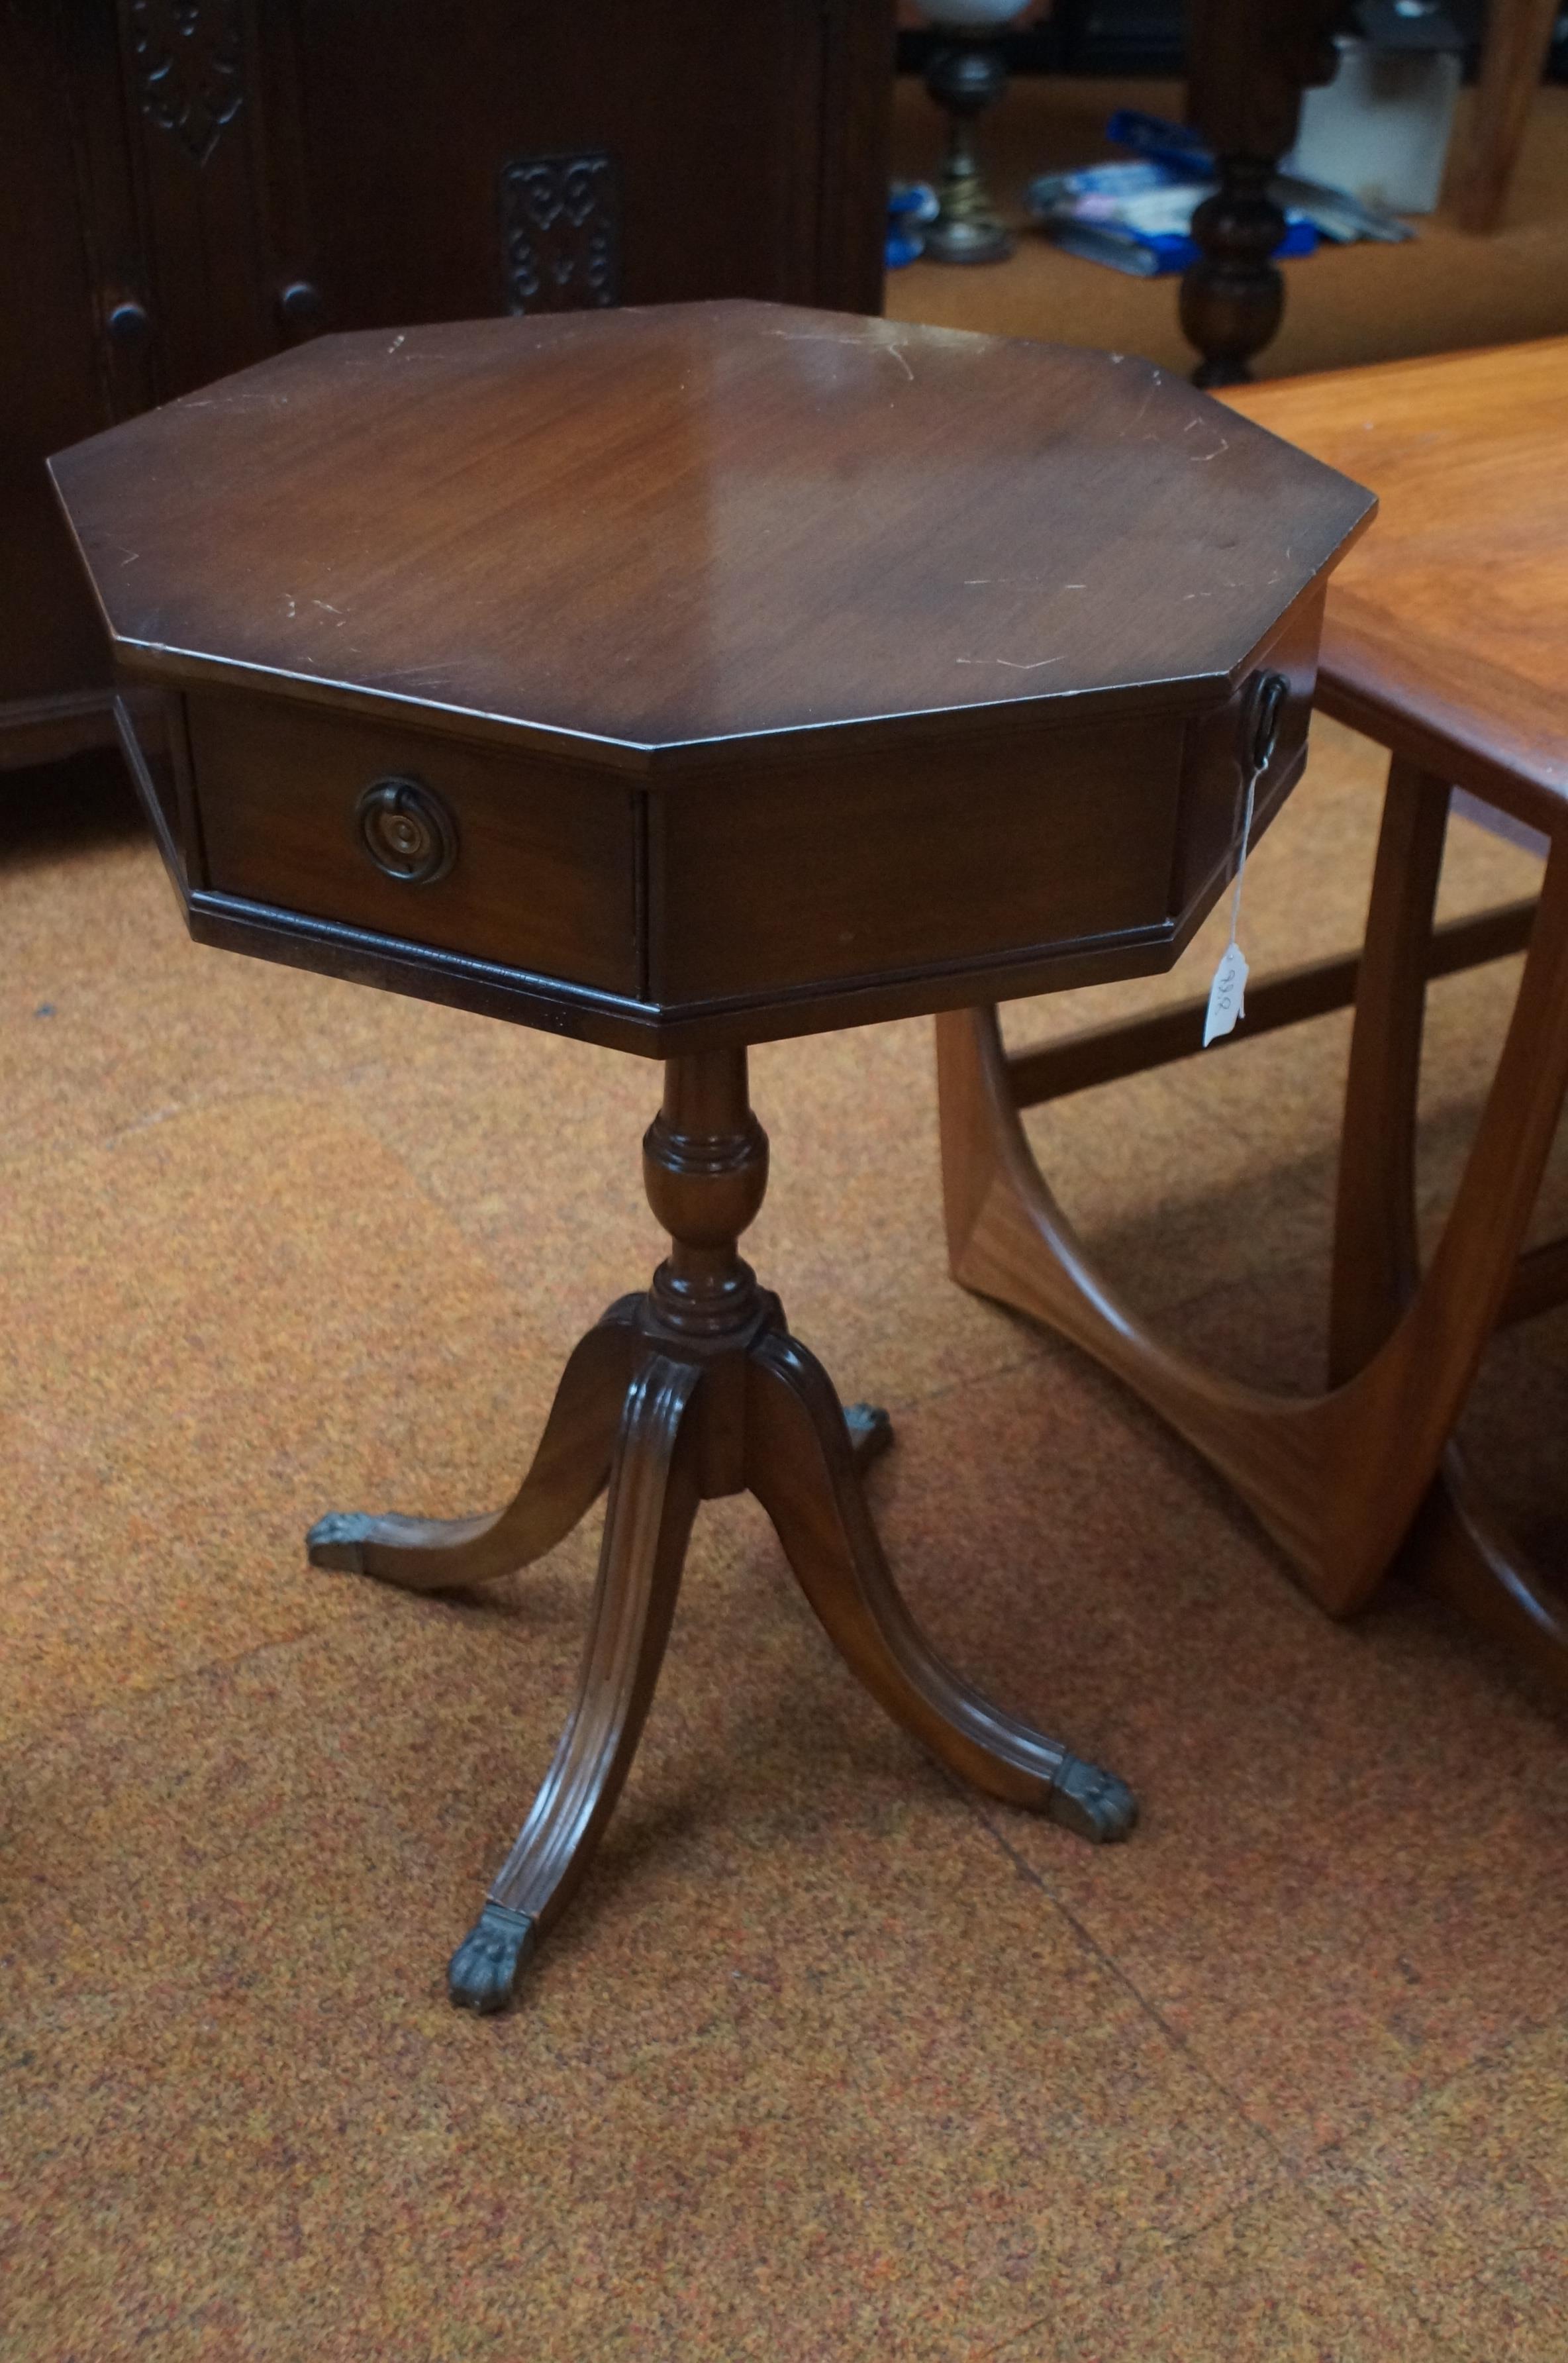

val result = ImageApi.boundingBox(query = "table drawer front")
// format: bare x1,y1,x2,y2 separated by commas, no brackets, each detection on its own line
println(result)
187,694,640,993
649,711,1187,1004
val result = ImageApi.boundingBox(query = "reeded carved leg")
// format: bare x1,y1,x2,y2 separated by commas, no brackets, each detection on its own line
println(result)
448,1353,702,2011
307,1295,641,1591
745,1329,1136,1841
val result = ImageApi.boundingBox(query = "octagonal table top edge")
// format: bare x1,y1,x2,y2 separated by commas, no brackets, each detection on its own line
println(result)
50,299,1375,779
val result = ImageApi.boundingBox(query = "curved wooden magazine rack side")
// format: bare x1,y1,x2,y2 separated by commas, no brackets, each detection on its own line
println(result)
936,763,1568,1623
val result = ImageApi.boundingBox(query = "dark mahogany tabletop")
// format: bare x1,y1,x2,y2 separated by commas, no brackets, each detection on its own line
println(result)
52,301,1372,770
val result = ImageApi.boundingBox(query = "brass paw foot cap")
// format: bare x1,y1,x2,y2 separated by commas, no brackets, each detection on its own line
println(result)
1049,1758,1138,1844
844,1401,895,1467
305,1510,375,1573
448,1901,537,2014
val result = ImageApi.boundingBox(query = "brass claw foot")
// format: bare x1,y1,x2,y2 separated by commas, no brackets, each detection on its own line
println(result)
1047,1756,1138,1844
305,1509,375,1574
844,1401,894,1473
448,1903,537,2013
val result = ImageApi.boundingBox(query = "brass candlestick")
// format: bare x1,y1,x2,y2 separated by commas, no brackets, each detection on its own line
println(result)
921,2,1024,265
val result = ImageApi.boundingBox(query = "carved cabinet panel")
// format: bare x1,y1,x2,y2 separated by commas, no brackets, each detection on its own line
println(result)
1,0,893,764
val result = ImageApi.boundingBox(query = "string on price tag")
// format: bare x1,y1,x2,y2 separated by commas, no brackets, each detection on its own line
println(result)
1203,671,1287,1049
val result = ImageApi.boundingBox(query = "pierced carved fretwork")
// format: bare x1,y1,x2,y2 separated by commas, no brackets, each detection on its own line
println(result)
499,150,621,315
128,0,246,166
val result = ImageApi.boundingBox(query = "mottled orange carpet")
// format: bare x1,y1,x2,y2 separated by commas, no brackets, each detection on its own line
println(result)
9,76,1568,2338
3,703,1566,2359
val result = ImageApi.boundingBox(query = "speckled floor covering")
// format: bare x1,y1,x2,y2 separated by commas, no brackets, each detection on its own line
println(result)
3,718,1567,2360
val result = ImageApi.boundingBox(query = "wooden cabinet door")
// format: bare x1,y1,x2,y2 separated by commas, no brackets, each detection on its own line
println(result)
1,0,319,740
2,0,889,753
107,0,321,397
291,0,889,328
0,1,134,722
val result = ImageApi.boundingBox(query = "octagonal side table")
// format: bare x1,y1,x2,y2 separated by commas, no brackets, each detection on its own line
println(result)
51,302,1373,2010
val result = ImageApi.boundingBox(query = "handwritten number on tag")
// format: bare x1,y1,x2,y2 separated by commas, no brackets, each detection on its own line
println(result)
1203,941,1249,1045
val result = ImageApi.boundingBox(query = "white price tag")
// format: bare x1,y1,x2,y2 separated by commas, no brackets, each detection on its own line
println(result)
1200,703,1274,1050
1203,940,1249,1044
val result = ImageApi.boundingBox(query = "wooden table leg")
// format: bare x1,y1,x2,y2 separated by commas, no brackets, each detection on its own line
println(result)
1328,758,1449,1381
936,762,1568,1625
1324,767,1568,1676
448,1353,703,2011
1409,1442,1568,1669
1179,0,1344,385
745,1328,1134,1840
1449,0,1559,236
307,1297,642,1590
1181,156,1289,391
311,1046,1133,2011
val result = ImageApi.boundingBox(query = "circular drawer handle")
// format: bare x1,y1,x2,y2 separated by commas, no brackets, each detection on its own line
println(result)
1248,670,1289,773
355,776,458,885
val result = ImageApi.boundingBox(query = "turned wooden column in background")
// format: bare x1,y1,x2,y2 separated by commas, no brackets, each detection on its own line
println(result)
1182,0,1348,387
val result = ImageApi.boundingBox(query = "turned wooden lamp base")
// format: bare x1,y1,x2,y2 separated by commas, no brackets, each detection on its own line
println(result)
307,1049,1135,2013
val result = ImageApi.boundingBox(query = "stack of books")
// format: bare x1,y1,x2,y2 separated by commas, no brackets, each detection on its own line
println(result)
1025,111,1410,277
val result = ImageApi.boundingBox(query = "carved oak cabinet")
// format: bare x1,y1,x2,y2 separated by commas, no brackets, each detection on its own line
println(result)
1,0,892,771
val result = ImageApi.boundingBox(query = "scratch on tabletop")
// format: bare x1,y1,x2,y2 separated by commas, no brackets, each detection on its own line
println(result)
956,656,1066,670
765,327,915,383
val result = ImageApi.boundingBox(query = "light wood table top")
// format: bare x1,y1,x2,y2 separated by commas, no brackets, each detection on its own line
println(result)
1226,338,1568,830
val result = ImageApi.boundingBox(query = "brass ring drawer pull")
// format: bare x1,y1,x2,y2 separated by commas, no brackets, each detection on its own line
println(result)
1248,670,1289,773
355,776,458,885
